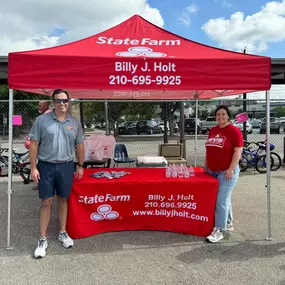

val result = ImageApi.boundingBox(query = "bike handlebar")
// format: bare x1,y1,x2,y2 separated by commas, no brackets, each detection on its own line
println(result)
0,148,28,155
243,140,269,149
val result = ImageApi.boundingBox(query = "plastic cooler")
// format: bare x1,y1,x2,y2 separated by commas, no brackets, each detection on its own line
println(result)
136,156,168,168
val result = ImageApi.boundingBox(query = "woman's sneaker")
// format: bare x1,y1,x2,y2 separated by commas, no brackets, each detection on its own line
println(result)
227,221,234,231
58,231,74,248
206,228,224,243
34,238,48,258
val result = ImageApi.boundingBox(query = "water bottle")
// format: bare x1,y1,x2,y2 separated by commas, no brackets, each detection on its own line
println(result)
184,166,190,178
165,166,171,178
178,165,184,178
189,166,195,177
172,164,178,178
118,152,122,160
122,152,125,160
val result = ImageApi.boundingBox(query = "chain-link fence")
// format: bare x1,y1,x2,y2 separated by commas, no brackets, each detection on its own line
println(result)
1,98,285,167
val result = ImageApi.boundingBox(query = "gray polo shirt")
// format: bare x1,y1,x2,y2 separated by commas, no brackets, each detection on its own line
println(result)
29,110,85,162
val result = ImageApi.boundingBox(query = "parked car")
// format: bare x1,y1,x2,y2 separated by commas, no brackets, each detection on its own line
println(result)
173,123,179,133
251,118,261,128
158,122,179,134
279,117,285,127
178,118,202,134
260,117,281,134
158,121,169,133
118,121,137,135
200,116,217,134
136,120,161,135
232,120,253,134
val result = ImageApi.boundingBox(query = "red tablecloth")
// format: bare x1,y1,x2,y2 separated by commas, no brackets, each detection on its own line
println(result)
67,167,218,238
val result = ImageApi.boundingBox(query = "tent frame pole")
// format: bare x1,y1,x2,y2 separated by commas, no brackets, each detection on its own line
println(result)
7,88,14,249
265,90,272,241
104,101,109,135
194,95,198,167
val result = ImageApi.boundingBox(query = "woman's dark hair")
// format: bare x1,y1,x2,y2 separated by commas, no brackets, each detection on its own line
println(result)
215,105,231,118
52,89,70,100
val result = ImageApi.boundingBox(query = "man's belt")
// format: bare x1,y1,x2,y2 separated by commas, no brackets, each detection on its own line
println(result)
40,160,73,164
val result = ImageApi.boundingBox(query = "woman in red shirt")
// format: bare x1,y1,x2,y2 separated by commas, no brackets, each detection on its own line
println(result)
205,105,243,243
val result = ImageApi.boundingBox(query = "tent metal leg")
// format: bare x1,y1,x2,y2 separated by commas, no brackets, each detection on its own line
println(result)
265,90,272,241
179,102,186,159
104,101,109,135
7,89,14,249
194,98,198,167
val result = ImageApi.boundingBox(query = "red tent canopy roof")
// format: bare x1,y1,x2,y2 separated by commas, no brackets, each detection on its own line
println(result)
8,14,271,99
14,15,263,59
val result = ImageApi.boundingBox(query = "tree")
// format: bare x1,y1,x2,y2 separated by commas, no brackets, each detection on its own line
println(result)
199,109,209,119
125,102,158,120
108,102,130,135
0,85,49,137
274,106,285,117
81,102,105,127
160,102,179,135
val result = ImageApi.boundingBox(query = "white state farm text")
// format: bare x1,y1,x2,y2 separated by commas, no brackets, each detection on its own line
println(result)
78,194,130,204
96,37,180,46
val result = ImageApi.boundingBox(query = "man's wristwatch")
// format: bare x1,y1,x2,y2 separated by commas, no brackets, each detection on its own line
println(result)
78,163,84,168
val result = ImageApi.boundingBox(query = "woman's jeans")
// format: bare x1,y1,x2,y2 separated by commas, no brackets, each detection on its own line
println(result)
207,166,240,230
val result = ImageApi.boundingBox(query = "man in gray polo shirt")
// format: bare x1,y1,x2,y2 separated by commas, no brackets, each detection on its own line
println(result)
29,89,85,258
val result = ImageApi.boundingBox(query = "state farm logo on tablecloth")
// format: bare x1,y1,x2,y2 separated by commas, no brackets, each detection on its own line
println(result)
116,47,167,58
90,204,119,221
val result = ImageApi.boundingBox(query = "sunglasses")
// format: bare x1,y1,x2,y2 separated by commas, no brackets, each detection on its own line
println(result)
53,99,69,104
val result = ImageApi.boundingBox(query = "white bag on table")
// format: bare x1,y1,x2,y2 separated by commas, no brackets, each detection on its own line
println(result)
83,135,104,161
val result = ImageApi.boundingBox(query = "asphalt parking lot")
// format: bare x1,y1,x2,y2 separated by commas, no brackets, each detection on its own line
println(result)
0,165,285,285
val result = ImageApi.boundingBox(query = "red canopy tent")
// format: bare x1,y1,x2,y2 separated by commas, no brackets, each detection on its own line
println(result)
6,15,272,249
8,14,271,99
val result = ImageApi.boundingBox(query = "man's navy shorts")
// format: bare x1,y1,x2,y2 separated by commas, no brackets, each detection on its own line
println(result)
37,160,74,199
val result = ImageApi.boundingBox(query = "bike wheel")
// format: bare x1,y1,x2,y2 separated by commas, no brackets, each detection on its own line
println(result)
270,152,282,171
239,156,249,172
19,162,33,184
0,156,9,177
255,154,274,174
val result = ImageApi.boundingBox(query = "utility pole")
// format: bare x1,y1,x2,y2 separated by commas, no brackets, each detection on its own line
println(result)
243,47,247,142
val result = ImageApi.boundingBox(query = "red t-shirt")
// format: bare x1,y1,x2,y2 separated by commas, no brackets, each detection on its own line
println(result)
205,124,243,172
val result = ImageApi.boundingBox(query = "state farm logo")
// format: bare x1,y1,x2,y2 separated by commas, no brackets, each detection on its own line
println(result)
90,204,119,221
116,46,167,57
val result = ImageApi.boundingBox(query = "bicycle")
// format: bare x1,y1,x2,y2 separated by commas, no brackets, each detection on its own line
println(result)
243,140,282,171
239,141,274,173
0,148,33,184
252,141,281,171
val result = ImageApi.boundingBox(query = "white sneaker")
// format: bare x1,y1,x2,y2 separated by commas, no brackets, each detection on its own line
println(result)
227,221,234,231
58,232,74,248
34,238,48,258
206,228,224,243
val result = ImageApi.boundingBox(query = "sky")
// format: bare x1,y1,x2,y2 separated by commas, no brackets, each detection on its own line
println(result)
149,0,285,58
1,0,285,98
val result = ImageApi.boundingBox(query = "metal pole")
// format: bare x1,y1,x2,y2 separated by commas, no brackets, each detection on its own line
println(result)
79,100,85,132
194,97,198,166
104,101,109,135
243,93,247,141
179,102,186,159
265,90,272,241
7,89,14,249
242,48,247,141
163,103,168,144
